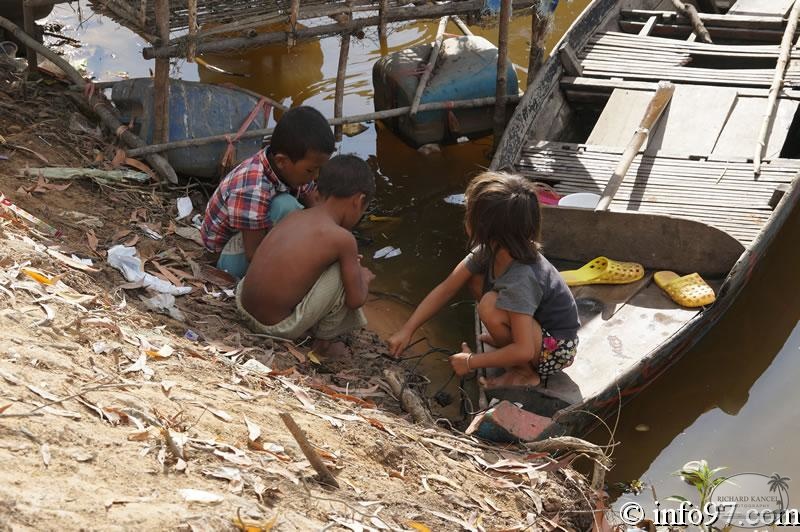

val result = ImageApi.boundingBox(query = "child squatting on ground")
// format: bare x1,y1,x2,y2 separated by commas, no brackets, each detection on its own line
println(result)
236,155,376,356
200,106,335,280
389,172,581,388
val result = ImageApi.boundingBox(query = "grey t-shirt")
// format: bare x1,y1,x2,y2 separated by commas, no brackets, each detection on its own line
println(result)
465,248,580,340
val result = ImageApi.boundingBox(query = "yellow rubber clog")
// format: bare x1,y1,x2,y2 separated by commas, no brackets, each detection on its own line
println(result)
654,271,716,308
560,256,645,287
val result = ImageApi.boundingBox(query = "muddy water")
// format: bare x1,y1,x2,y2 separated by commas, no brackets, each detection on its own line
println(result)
47,0,800,498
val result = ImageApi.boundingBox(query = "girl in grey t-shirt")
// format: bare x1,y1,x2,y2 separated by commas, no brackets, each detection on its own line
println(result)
388,171,580,388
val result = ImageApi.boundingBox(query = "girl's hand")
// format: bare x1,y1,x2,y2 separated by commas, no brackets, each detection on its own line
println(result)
387,329,412,358
449,342,474,376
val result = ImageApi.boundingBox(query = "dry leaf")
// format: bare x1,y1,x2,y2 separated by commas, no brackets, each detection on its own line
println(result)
283,342,306,363
86,229,98,253
366,417,397,437
46,249,100,273
21,268,57,285
307,351,322,365
27,384,59,401
207,407,233,422
277,378,314,410
0,404,11,414
161,380,177,397
178,488,224,504
243,415,261,443
128,429,151,441
111,228,132,242
41,443,51,467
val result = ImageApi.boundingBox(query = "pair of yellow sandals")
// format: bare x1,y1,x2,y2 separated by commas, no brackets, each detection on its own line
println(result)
560,256,715,308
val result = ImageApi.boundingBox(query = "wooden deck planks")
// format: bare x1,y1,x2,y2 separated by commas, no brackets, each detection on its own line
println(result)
516,142,800,246
712,97,800,159
728,0,794,17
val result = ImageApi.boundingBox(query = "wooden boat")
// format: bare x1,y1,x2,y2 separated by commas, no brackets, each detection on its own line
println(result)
470,0,800,442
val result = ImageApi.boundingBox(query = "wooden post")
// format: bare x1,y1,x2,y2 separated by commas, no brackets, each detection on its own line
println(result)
289,0,300,47
410,16,449,116
670,0,712,43
334,29,351,141
527,4,550,89
22,0,36,67
378,0,388,44
754,0,800,175
493,0,512,149
187,0,197,62
153,0,170,145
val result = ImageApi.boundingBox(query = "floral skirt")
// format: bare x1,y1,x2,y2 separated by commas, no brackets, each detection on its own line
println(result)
535,330,579,378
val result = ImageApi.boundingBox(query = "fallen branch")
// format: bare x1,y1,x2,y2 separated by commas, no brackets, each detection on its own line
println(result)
0,15,178,184
279,412,340,489
383,367,434,425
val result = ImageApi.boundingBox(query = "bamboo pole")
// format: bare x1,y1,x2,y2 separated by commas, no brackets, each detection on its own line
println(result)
410,17,449,116
22,2,36,67
595,81,675,211
186,0,197,62
493,0,512,149
670,0,712,43
527,4,551,88
142,0,544,59
279,413,339,488
754,0,800,176
153,0,170,145
451,14,473,36
378,0,388,43
124,95,521,157
0,15,177,183
288,0,300,46
334,29,351,141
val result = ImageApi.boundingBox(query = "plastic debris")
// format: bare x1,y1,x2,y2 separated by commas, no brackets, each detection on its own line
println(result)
0,193,62,237
176,197,193,220
373,246,402,259
141,293,186,321
138,223,163,240
184,329,200,342
107,245,191,296
443,194,466,205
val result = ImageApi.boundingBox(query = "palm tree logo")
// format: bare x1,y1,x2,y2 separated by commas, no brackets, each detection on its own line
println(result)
768,473,790,511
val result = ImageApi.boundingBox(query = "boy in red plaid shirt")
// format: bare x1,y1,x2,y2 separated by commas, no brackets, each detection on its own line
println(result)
201,106,335,278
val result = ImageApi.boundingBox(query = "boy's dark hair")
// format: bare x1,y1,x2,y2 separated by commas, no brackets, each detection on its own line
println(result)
464,171,541,263
271,106,335,161
317,154,376,203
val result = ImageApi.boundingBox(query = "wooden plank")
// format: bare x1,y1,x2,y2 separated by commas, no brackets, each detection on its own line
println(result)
646,85,737,156
621,9,787,30
713,97,800,159
558,42,583,76
560,76,800,100
586,89,655,148
728,0,794,17
619,20,788,43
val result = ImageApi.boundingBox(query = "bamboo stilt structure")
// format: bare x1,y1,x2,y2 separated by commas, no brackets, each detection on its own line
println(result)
0,15,177,183
334,28,351,141
527,4,551,89
754,0,800,176
493,0,512,149
410,16,449,116
125,94,521,157
142,0,542,59
595,81,675,212
670,0,712,43
279,413,339,488
153,0,170,145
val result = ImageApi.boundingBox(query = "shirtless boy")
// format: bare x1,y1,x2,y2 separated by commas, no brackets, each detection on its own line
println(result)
236,154,376,355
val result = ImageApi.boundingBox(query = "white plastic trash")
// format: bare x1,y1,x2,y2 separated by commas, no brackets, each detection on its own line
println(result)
558,192,601,209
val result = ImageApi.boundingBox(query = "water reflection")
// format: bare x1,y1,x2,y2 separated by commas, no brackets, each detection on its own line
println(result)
592,201,800,508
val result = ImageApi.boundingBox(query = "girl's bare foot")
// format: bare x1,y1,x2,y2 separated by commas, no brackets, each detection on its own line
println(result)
479,367,541,389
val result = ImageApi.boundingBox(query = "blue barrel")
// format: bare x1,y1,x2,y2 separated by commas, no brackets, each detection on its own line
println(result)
373,35,519,146
112,79,268,179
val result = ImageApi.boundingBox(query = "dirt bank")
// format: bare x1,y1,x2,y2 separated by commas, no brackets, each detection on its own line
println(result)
0,63,601,531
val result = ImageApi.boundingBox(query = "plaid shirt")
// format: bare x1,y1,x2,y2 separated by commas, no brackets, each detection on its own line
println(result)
201,149,314,253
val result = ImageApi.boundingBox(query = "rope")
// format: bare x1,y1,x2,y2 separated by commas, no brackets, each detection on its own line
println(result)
219,97,272,175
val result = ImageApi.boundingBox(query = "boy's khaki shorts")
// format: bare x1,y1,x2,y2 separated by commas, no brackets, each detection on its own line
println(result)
236,262,366,341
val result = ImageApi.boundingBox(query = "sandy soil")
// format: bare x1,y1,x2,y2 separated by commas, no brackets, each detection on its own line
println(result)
0,64,599,531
